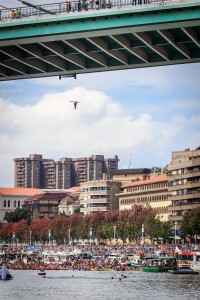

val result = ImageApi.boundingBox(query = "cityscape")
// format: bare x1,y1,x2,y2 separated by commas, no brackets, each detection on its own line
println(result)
0,0,200,299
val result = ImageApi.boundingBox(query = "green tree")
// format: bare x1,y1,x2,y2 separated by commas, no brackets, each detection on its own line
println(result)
4,208,32,224
145,209,162,242
180,207,200,239
159,221,172,243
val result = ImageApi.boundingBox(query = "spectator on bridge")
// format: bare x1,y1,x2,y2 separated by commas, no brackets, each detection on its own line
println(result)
107,0,112,8
15,9,20,19
102,0,106,9
95,0,99,9
11,10,15,19
66,2,70,12
78,0,82,11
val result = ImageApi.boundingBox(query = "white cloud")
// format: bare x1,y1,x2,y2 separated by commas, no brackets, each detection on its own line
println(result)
0,85,199,186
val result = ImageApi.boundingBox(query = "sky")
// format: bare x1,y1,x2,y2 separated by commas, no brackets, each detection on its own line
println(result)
0,1,200,188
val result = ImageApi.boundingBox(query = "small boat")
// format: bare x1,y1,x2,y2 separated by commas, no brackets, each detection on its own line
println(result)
168,260,199,275
0,263,13,280
38,268,46,276
137,256,177,273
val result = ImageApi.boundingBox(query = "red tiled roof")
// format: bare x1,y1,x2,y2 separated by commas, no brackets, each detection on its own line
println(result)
67,186,81,192
123,174,168,188
0,188,45,196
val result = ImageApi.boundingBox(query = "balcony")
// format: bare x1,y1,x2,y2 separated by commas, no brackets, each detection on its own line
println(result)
168,158,200,171
168,215,183,222
168,170,200,181
169,192,200,201
168,202,200,211
169,181,200,191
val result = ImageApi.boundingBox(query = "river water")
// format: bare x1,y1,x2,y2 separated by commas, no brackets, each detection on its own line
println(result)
1,270,200,300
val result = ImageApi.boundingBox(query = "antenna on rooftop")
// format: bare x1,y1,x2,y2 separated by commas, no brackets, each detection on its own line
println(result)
129,153,133,169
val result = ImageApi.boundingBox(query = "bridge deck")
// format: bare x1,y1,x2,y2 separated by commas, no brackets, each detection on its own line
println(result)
0,0,199,81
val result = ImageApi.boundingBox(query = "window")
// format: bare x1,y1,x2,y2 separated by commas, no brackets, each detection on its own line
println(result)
4,200,6,207
14,200,17,208
18,201,20,207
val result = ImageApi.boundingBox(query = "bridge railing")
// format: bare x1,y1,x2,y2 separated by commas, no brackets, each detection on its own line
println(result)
0,0,195,22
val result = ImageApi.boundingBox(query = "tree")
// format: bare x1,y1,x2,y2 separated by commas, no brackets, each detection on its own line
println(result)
145,209,162,242
29,219,52,242
51,215,70,244
116,210,130,244
0,223,14,242
180,207,200,239
74,207,80,214
13,219,28,243
159,221,172,243
4,208,32,224
127,205,150,243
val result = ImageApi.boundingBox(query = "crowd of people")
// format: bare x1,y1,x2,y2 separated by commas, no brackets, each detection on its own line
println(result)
0,242,199,272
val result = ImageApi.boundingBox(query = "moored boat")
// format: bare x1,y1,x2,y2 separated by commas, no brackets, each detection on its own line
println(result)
141,256,177,273
176,250,200,271
168,260,199,275
0,263,13,280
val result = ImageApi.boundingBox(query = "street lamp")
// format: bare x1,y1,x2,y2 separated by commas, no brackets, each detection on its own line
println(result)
89,227,92,245
141,224,144,245
68,228,71,245
113,226,116,240
174,222,178,244
13,232,15,245
29,231,32,246
48,229,51,246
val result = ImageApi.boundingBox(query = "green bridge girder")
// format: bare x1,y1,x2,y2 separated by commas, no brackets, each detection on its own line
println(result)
0,2,200,81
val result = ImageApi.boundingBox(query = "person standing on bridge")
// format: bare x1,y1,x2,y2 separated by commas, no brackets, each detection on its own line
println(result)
11,10,15,19
15,9,20,19
66,2,70,12
107,0,112,8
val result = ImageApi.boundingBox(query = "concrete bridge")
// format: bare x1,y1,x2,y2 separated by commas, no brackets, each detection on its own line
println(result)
0,0,199,81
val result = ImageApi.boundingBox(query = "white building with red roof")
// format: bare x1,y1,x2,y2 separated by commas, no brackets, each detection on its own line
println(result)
0,188,44,222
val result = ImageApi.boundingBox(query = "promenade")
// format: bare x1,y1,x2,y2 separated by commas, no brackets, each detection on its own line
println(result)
0,242,199,271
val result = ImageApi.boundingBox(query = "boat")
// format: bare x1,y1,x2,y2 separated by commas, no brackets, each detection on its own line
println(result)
0,263,13,280
176,250,200,271
141,256,177,273
168,260,199,275
129,253,144,270
38,268,46,276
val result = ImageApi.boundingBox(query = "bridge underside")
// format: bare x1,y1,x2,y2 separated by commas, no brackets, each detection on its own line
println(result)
0,3,199,81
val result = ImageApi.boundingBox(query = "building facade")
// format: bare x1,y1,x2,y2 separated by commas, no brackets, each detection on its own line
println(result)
80,180,121,215
23,192,69,220
118,175,170,221
14,154,119,189
112,168,151,182
0,188,44,222
168,148,200,227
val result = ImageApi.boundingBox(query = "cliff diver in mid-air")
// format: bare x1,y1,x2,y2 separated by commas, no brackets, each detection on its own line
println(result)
70,101,80,110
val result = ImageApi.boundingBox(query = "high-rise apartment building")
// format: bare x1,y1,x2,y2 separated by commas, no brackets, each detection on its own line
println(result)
14,154,119,189
168,148,200,227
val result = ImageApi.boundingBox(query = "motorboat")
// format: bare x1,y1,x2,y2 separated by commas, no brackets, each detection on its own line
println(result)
0,263,13,280
168,260,199,275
